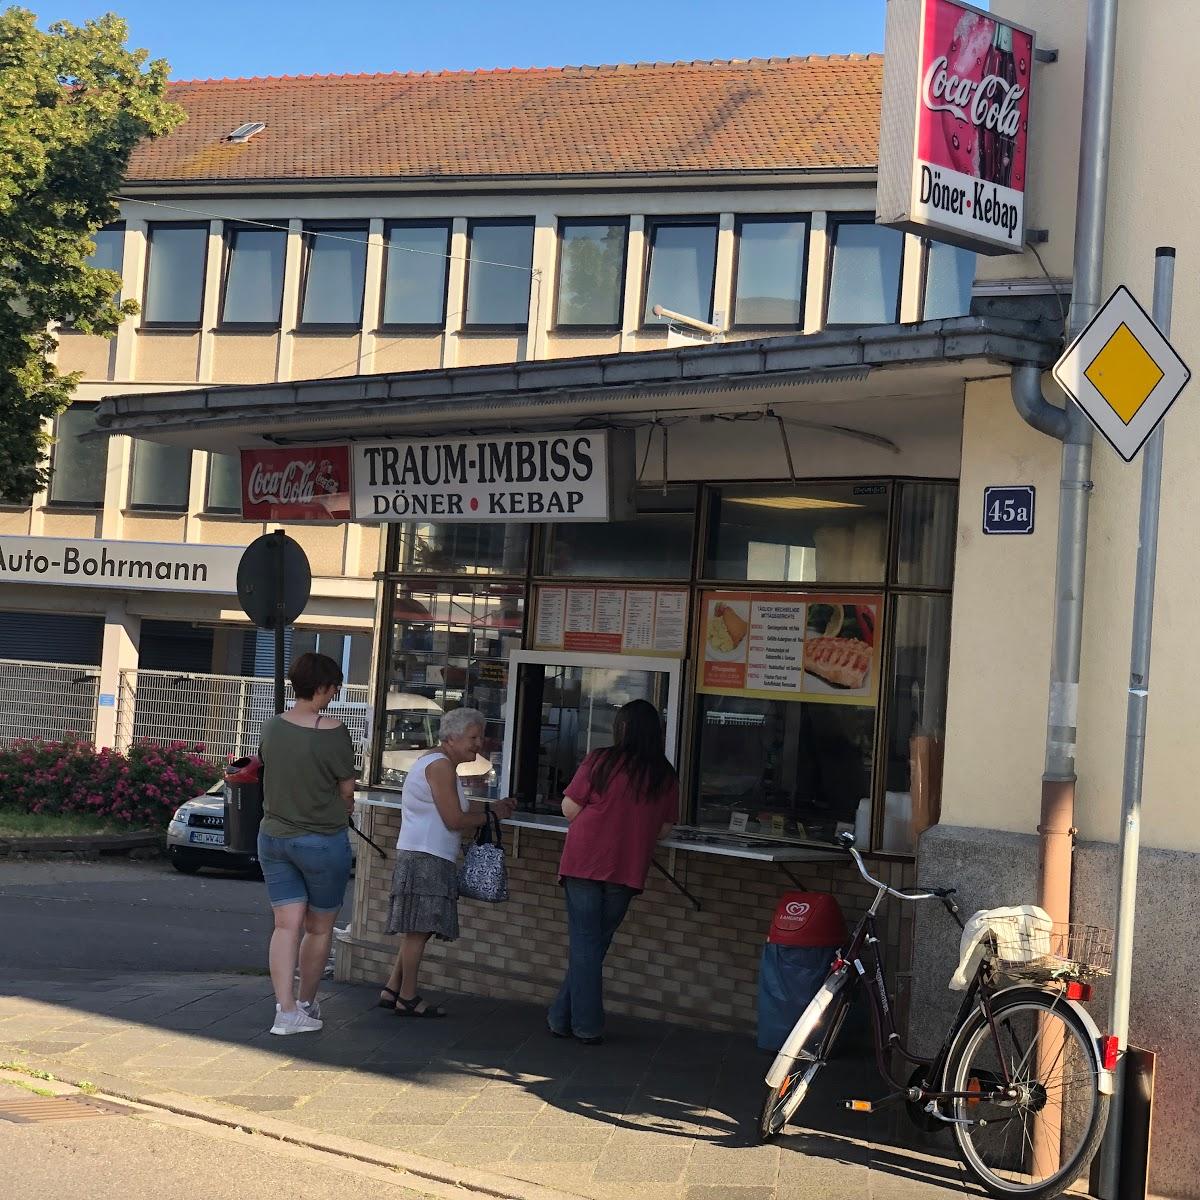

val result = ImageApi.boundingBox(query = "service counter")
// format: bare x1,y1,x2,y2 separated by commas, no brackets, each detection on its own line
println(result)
340,792,915,1034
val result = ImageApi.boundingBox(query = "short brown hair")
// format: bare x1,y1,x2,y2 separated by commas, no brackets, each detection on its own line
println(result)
289,652,343,700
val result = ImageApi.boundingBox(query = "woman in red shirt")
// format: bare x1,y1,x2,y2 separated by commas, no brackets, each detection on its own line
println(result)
548,699,679,1044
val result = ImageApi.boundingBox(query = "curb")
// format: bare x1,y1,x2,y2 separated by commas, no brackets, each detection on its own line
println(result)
0,831,161,856
14,1056,585,1200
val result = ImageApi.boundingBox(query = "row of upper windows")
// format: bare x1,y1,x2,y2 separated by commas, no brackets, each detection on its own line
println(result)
41,404,242,513
83,213,975,337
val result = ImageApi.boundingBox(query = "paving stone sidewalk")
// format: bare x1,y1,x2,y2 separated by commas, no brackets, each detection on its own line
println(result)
0,968,978,1200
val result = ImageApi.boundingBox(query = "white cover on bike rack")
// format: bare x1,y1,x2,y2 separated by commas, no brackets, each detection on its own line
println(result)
949,905,1052,991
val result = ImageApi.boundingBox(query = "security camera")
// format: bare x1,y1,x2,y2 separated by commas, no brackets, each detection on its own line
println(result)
651,304,721,336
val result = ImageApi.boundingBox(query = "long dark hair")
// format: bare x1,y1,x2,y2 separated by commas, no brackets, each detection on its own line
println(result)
590,699,676,803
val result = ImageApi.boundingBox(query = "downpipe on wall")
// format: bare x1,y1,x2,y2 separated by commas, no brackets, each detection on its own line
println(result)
1009,0,1117,927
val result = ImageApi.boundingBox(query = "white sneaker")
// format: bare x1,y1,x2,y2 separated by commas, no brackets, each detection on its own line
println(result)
299,998,321,1020
270,1006,323,1036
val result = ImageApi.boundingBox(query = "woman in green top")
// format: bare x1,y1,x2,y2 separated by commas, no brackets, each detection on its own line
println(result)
258,652,357,1036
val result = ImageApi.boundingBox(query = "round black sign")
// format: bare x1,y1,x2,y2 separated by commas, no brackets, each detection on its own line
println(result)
236,531,312,628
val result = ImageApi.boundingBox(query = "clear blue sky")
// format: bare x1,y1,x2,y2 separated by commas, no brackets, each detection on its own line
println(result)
38,0,884,81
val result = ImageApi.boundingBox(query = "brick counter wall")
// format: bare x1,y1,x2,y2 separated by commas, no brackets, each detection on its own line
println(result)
338,802,916,1033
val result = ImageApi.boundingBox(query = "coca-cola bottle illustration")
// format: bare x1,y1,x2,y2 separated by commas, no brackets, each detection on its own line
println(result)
314,459,339,495
979,23,1017,186
933,10,991,179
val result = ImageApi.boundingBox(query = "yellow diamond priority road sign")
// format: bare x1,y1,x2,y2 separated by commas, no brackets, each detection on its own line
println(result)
1052,285,1190,462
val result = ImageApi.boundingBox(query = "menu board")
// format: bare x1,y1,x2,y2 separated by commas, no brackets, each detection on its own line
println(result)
697,590,883,705
534,586,688,657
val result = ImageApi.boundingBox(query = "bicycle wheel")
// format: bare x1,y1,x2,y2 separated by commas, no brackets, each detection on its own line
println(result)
943,988,1108,1200
759,992,849,1140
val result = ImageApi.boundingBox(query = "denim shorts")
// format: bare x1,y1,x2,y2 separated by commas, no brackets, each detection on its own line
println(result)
257,829,352,913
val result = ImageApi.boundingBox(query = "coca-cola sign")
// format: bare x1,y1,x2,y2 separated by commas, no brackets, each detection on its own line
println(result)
877,0,1035,255
240,446,352,521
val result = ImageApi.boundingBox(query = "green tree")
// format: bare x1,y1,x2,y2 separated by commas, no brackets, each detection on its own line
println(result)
0,8,181,499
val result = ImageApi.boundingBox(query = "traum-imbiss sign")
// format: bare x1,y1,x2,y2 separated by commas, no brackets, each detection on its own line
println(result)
0,536,241,593
352,430,635,523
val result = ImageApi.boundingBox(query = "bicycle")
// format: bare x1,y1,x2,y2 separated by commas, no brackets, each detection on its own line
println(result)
759,833,1117,1200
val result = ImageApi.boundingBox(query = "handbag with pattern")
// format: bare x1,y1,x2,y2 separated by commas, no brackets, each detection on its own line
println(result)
458,808,509,903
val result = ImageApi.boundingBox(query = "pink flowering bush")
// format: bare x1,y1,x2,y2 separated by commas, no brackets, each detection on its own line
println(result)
0,738,219,827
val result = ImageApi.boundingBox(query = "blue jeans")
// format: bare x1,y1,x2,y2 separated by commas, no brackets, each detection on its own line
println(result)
548,877,636,1039
258,829,352,913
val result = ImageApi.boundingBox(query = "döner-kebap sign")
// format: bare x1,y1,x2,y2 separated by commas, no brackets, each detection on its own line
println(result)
876,0,1035,254
351,430,634,523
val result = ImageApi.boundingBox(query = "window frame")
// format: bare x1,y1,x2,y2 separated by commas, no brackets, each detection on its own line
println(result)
377,218,453,333
640,215,721,332
46,403,107,509
203,451,243,516
127,440,193,513
216,220,289,331
552,216,630,332
918,237,976,323
295,220,370,333
823,213,907,329
730,214,811,331
461,217,536,333
63,222,126,332
140,221,211,331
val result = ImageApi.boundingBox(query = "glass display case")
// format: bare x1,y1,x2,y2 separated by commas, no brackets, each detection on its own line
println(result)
380,582,524,796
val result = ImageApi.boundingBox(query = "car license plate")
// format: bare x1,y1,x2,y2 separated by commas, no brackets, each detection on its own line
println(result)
189,830,224,846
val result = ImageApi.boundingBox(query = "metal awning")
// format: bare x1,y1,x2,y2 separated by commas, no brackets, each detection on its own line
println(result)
93,314,1062,453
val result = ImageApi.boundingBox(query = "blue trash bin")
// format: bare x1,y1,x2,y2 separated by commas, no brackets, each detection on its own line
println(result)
757,892,848,1052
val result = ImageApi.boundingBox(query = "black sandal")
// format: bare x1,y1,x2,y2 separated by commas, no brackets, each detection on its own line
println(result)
394,994,446,1019
377,986,400,1009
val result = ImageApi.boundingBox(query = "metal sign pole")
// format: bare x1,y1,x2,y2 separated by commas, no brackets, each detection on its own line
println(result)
272,529,286,715
1098,246,1176,1197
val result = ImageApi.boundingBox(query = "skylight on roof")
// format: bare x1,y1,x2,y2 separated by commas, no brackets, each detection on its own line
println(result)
226,122,266,143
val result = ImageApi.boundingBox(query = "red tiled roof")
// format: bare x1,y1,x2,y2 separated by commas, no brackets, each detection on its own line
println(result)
126,56,883,184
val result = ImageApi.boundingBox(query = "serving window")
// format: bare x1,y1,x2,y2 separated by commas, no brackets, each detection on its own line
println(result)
371,478,957,856
695,696,875,843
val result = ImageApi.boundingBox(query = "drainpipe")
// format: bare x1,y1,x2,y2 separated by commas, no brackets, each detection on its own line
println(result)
1011,0,1119,926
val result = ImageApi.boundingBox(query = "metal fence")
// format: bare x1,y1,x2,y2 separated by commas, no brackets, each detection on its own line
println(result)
0,658,100,747
117,669,371,768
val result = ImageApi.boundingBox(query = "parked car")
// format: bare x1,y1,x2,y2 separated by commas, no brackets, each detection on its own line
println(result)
168,778,361,878
166,781,260,875
379,691,495,797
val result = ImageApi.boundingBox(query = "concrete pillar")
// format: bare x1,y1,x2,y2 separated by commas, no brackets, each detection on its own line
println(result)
197,219,223,382
359,218,385,373
620,216,646,351
526,210,557,360
442,218,468,368
899,233,925,324
96,600,141,751
275,219,303,380
113,218,146,382
712,213,736,331
803,212,828,333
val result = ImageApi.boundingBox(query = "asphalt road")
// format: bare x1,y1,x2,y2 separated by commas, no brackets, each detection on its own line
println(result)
0,858,352,974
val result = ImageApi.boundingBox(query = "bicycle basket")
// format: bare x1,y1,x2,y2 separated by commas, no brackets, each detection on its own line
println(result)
988,920,1113,981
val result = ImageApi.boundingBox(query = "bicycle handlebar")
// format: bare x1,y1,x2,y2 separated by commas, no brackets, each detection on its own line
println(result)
835,832,957,911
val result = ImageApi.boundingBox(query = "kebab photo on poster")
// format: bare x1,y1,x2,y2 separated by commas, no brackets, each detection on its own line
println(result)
802,602,876,692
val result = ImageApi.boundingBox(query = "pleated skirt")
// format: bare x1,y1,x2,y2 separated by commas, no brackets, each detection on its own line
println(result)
385,849,460,941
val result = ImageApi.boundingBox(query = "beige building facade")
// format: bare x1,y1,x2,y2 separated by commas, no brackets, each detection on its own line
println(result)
59,36,1200,1197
